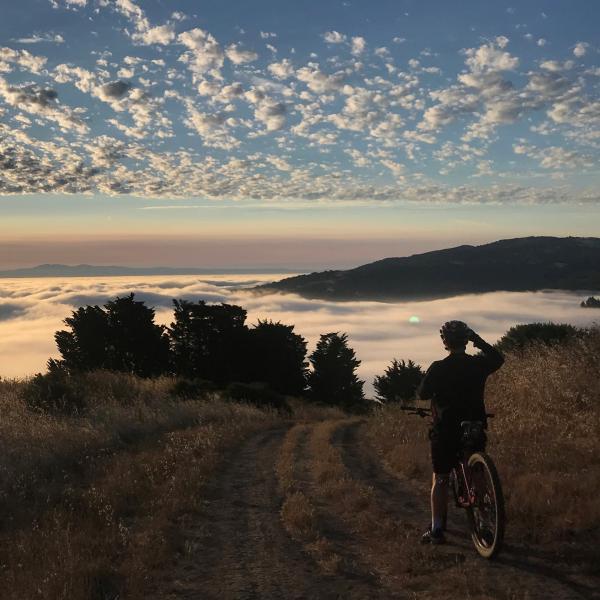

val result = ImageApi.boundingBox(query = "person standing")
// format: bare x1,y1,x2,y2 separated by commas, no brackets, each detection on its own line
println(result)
418,321,504,544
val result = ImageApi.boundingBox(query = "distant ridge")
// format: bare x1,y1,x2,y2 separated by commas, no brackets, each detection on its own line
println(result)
256,236,600,301
0,264,303,278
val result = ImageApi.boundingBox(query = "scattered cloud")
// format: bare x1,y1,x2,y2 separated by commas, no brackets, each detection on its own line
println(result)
0,7,598,204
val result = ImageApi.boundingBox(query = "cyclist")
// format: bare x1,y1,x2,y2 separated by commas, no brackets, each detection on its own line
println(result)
418,321,504,544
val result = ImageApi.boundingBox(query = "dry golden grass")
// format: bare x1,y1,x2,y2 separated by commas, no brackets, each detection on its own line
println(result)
0,373,279,599
365,328,600,566
276,423,341,573
280,491,317,537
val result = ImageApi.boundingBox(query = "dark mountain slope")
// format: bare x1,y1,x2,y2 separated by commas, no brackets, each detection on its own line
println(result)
257,237,600,301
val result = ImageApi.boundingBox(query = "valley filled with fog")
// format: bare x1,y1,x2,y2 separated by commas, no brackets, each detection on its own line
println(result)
1,274,597,394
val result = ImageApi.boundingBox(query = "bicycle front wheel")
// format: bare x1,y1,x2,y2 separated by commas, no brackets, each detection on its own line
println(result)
466,452,505,559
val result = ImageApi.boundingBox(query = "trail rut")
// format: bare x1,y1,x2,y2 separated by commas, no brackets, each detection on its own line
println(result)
160,428,360,599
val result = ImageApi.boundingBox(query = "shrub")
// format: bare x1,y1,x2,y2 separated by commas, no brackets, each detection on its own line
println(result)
373,359,424,404
23,368,86,414
225,382,289,412
495,322,583,353
170,378,218,400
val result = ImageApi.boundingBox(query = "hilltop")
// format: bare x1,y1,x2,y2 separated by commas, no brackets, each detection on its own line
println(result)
257,236,600,301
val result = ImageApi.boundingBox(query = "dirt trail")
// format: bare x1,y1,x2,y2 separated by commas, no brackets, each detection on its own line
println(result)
160,421,600,599
159,428,368,599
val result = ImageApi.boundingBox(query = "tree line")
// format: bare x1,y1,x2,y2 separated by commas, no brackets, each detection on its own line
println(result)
49,294,373,411
48,294,590,410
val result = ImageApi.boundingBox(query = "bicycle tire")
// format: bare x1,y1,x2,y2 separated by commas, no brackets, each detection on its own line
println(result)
467,452,505,559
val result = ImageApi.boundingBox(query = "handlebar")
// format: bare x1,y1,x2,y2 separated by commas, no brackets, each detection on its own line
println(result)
399,405,431,418
399,406,495,419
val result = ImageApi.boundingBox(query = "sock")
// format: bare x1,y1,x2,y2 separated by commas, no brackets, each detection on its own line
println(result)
432,517,444,532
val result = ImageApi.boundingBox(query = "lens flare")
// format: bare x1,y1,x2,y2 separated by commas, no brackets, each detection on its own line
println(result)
409,315,420,324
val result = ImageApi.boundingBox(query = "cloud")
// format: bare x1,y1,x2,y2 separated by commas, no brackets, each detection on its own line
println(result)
268,58,294,79
573,42,589,58
0,78,88,133
254,98,287,131
296,63,346,93
0,47,47,74
1,13,599,206
350,36,367,56
177,28,224,75
225,44,258,65
514,143,593,170
97,80,132,100
0,303,26,321
540,60,574,72
50,0,86,8
323,31,346,44
464,40,519,72
15,33,65,44
183,103,240,149
133,23,176,46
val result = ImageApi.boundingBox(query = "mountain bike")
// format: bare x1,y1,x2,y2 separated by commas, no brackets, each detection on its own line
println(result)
404,406,505,559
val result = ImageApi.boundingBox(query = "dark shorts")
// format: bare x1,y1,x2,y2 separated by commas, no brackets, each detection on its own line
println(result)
430,433,460,474
429,426,486,474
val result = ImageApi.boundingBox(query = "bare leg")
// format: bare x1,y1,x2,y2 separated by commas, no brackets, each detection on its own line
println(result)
431,473,449,531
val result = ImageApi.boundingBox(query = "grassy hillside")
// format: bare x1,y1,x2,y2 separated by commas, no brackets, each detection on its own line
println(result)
0,374,283,599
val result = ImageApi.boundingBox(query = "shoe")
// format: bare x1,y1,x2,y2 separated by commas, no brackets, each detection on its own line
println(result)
420,526,445,545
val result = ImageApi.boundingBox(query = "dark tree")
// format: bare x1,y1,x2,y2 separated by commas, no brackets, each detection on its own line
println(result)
246,320,307,395
373,359,424,404
54,305,109,373
307,332,364,410
169,300,248,383
103,294,170,377
496,322,582,353
53,294,169,377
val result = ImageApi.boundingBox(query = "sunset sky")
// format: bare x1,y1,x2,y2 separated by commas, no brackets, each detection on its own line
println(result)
1,0,599,269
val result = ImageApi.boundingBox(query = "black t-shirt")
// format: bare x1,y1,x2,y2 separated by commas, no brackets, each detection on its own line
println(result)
418,339,504,435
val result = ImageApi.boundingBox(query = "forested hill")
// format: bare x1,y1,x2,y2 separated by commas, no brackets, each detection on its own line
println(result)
257,236,600,301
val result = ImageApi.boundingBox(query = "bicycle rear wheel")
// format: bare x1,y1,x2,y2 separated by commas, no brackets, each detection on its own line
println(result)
466,452,505,558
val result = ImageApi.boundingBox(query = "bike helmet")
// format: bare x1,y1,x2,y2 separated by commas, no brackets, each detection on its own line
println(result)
440,320,470,349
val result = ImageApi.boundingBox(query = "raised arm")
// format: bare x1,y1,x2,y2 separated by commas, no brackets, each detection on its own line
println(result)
469,330,504,373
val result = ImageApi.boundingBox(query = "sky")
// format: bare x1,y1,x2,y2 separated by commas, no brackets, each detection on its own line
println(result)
1,275,598,387
1,0,599,268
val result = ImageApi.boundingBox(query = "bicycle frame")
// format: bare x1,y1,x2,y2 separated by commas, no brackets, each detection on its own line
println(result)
452,458,476,508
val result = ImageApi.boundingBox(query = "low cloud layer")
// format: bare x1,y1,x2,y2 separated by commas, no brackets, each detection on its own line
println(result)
1,275,598,394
